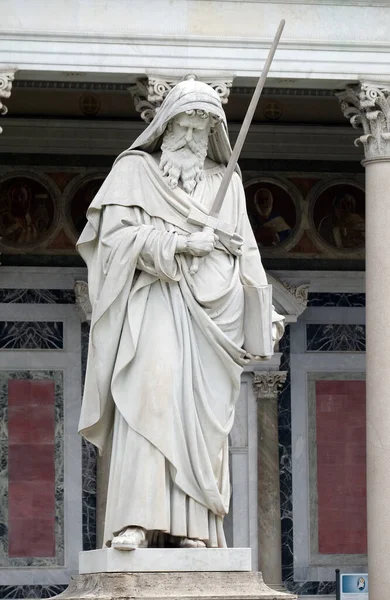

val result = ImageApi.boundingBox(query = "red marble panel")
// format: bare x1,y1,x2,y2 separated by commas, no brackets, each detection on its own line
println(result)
316,379,367,555
8,518,55,558
8,444,55,481
8,379,56,558
8,405,54,444
8,379,54,406
8,481,55,519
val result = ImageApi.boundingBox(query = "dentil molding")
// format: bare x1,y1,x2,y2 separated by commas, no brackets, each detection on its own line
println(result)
337,81,390,160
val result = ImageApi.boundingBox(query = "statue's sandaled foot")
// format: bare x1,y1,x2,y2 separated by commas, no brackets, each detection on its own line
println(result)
112,526,148,551
179,537,206,548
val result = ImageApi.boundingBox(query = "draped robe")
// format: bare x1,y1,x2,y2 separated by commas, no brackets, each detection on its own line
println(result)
77,150,269,547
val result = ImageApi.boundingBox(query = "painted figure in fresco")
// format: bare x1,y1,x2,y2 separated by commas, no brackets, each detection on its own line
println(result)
77,79,284,552
317,193,365,249
0,181,51,245
253,187,292,247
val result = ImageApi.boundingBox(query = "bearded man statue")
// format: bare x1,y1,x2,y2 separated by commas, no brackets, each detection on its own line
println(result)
77,79,284,552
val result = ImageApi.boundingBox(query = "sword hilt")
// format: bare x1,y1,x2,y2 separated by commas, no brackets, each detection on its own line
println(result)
189,225,215,275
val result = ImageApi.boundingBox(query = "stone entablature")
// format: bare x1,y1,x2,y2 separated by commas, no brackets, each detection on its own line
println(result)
1,1,390,82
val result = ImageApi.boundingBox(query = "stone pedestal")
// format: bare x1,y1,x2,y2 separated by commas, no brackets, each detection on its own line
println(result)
56,571,295,600
53,549,296,600
79,548,251,573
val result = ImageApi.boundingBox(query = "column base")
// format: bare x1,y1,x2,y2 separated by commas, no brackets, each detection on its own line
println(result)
55,571,296,600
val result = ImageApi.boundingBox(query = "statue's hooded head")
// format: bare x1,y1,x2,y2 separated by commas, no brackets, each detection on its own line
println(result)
115,79,235,193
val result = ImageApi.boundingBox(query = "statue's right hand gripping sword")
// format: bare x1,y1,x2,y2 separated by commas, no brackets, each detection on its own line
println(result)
186,19,286,275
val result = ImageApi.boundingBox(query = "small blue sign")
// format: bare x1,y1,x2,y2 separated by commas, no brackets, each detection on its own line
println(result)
341,574,369,599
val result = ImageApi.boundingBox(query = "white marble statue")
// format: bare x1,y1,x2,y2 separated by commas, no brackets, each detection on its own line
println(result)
77,79,284,552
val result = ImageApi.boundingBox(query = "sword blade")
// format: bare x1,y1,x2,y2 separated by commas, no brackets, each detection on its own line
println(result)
209,19,285,219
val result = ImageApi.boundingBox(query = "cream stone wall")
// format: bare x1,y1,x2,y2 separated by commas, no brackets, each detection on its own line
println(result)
1,0,390,82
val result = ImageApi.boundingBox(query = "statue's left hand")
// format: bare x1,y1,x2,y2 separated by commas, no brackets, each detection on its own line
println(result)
243,352,272,362
221,233,244,257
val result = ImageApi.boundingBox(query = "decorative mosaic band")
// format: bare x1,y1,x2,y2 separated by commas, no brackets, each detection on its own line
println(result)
308,292,365,307
0,290,75,304
0,322,64,350
306,324,366,352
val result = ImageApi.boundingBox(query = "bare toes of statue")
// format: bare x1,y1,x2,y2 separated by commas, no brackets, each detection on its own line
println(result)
112,526,148,551
179,537,206,548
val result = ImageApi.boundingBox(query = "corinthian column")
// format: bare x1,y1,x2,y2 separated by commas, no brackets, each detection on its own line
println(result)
253,371,287,591
128,74,233,123
338,81,390,600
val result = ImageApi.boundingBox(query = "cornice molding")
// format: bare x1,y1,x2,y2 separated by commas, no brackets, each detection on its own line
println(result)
192,0,388,4
2,31,390,53
193,0,390,4
2,29,390,81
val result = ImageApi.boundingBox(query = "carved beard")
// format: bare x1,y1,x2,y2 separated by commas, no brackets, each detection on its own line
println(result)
159,130,208,195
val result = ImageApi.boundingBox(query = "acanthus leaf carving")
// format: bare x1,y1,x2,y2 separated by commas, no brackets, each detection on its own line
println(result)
0,70,16,134
127,79,156,124
253,371,288,401
129,74,233,124
337,82,390,160
281,281,309,309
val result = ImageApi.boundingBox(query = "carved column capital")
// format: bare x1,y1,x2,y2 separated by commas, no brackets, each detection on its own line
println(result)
74,280,92,323
0,69,16,134
253,371,287,401
128,74,233,123
337,81,390,161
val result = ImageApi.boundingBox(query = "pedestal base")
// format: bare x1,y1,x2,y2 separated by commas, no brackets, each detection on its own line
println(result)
79,548,251,573
56,571,296,600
